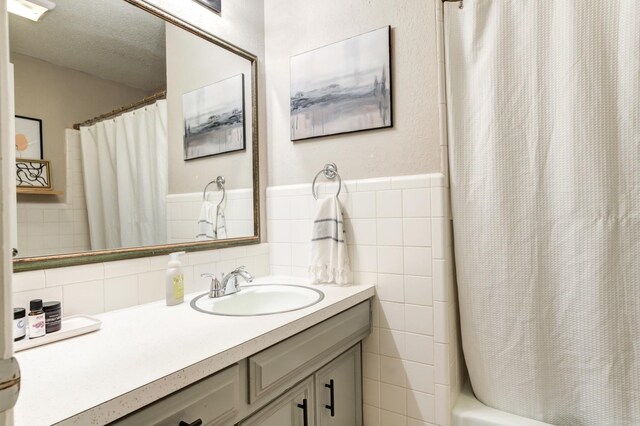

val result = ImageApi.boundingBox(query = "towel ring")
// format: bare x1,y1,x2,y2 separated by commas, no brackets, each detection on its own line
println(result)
203,176,226,207
312,163,342,200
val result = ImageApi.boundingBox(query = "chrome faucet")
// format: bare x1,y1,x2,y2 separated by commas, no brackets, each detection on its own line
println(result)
201,266,253,298
221,266,254,295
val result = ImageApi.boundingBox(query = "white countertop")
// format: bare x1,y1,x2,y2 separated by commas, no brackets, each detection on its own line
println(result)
14,277,375,425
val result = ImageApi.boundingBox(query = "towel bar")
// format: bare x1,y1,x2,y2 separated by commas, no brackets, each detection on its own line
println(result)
312,163,342,200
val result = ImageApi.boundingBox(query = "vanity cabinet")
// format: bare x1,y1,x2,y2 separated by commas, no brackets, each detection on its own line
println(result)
111,301,370,426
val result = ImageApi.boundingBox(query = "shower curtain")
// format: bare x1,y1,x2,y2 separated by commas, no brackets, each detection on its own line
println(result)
79,100,168,250
445,1,639,425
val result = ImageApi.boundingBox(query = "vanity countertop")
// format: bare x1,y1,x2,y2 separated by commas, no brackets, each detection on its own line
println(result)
13,277,375,426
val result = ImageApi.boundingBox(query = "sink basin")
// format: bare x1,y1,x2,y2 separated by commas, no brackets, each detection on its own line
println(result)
190,284,324,316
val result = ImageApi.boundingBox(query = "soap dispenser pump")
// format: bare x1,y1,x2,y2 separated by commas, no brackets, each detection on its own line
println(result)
166,251,186,306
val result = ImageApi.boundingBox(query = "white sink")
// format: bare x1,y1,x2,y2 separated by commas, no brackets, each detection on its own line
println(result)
190,284,324,316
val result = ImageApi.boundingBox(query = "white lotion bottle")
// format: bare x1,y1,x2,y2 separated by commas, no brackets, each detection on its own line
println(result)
166,251,186,306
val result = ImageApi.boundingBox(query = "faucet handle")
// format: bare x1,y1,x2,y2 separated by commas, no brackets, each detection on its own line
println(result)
201,273,223,298
232,266,246,273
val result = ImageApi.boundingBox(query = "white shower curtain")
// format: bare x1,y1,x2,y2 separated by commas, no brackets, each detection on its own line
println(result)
445,1,639,425
79,100,168,250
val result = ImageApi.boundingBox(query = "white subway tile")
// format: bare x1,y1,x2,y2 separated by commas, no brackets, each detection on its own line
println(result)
291,243,310,268
267,220,291,243
13,270,45,293
434,302,449,344
377,246,403,274
407,389,435,423
405,305,433,336
138,271,165,304
407,418,433,426
349,219,377,246
435,344,450,385
289,196,316,220
357,177,391,192
63,280,104,316
104,275,138,311
188,250,220,266
364,404,381,426
376,190,402,218
351,192,377,218
376,273,404,303
404,247,432,277
430,187,447,218
432,260,447,302
404,333,434,365
269,243,292,266
270,265,292,276
391,175,431,189
380,356,406,387
291,220,312,243
404,360,435,394
217,246,247,261
363,378,381,407
380,409,407,426
379,329,405,358
377,218,403,246
45,263,104,287
27,209,43,223
267,196,291,220
379,301,405,331
363,352,380,381
363,326,380,354
350,245,378,273
435,385,451,426
380,383,406,415
403,189,431,218
403,218,432,247
104,258,150,278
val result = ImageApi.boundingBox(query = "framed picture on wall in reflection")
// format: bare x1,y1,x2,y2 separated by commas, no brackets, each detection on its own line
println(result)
182,74,246,160
15,115,43,159
193,0,221,14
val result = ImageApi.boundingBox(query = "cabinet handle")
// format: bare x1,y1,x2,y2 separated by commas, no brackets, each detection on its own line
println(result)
297,398,309,426
179,419,203,426
324,379,335,416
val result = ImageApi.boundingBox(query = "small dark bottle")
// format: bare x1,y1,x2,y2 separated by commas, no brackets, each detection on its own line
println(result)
43,301,62,333
28,299,46,339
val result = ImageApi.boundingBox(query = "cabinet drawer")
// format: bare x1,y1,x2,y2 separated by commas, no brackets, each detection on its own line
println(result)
113,364,239,426
239,377,314,426
248,301,370,404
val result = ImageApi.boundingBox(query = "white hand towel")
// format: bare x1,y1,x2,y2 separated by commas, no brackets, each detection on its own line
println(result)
216,206,228,239
196,201,216,240
309,195,350,284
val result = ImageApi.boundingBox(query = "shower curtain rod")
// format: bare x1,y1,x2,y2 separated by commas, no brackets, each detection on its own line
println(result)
72,90,166,130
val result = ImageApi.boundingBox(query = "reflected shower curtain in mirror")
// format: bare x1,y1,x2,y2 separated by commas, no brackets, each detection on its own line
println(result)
445,1,639,425
79,100,168,250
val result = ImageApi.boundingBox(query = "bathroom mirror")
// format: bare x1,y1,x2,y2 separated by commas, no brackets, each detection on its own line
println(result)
10,0,259,272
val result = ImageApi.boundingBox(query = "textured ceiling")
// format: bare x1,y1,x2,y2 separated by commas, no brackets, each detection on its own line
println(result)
9,0,166,91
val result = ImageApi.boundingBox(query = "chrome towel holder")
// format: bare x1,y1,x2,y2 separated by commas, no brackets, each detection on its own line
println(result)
203,176,226,207
312,163,342,200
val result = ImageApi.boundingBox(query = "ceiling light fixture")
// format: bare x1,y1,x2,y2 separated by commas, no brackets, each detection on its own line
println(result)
8,0,56,22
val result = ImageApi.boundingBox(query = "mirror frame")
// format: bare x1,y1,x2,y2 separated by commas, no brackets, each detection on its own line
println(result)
13,0,261,272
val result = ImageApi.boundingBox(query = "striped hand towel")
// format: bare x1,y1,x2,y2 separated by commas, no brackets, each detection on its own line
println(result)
196,201,216,240
309,195,350,284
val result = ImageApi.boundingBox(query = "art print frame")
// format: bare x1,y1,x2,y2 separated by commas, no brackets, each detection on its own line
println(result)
182,73,246,161
15,115,43,159
290,26,393,141
16,159,51,189
192,0,221,14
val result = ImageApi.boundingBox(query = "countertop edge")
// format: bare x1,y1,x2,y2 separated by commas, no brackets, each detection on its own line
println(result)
58,287,374,425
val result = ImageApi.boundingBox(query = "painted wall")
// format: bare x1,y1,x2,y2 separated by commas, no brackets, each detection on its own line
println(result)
11,53,149,197
165,23,254,193
264,0,441,186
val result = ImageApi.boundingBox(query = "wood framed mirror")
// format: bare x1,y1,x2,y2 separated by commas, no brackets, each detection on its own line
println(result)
10,0,260,272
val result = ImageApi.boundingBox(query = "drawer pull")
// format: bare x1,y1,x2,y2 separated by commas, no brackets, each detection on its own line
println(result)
179,419,203,426
324,379,335,416
297,398,309,426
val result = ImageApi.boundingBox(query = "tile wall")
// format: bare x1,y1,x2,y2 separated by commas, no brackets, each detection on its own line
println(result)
166,188,254,243
16,130,90,257
12,244,270,318
267,173,462,426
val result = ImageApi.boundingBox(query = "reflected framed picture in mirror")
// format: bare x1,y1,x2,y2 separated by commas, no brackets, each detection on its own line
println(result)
15,115,43,159
193,0,221,14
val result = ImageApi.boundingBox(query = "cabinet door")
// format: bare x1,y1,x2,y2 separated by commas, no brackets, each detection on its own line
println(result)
240,378,314,426
315,345,362,426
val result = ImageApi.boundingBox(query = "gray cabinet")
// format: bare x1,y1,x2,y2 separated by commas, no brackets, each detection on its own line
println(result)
315,346,362,426
239,378,314,426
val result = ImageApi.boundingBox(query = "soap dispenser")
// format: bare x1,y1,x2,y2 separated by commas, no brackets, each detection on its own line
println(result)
166,251,186,306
